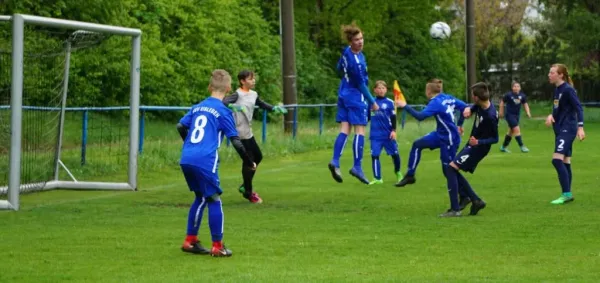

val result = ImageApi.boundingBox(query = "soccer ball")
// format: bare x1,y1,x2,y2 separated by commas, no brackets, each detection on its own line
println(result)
430,21,451,40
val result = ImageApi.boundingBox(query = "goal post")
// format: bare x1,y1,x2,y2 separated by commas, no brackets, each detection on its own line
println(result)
0,14,141,211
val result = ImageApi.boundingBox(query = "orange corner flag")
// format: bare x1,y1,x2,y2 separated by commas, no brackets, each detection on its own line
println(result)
393,80,406,104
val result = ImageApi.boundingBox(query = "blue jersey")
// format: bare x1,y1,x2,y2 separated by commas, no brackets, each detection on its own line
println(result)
369,97,396,140
553,82,584,134
468,103,499,150
404,93,467,146
502,92,527,117
336,46,370,107
179,97,238,171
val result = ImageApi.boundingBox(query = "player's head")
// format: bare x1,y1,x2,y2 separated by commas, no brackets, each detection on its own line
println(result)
425,78,443,99
208,69,232,95
374,80,387,97
237,69,256,90
341,21,363,52
511,81,521,94
470,82,490,104
549,63,573,86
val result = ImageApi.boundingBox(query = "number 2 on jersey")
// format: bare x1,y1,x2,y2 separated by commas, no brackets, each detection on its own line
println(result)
190,115,208,143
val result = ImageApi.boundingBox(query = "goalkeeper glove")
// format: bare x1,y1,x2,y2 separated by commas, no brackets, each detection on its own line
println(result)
228,104,245,113
273,106,288,114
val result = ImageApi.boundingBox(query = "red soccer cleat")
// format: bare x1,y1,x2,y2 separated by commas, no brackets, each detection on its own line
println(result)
210,242,232,257
249,192,263,204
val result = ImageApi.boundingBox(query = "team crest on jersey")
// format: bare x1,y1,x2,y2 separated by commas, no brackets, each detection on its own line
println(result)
512,96,521,104
382,103,388,110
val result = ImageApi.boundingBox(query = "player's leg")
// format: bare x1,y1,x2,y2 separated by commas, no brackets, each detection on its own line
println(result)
240,137,263,203
369,139,384,184
451,148,487,215
180,164,210,254
550,135,575,204
329,98,349,182
395,132,440,187
512,124,529,153
348,107,370,184
439,143,462,217
500,117,516,152
202,173,232,257
564,156,572,189
384,140,402,182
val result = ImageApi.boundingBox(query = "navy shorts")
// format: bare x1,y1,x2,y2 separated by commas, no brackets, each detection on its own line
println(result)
370,139,399,156
180,164,222,198
453,145,489,173
414,132,458,165
505,115,520,129
554,132,576,157
336,96,368,126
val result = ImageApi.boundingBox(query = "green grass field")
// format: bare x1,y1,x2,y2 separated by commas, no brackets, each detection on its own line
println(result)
2,109,600,282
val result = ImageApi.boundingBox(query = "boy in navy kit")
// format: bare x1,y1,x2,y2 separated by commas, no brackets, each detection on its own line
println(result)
368,80,402,185
499,81,531,153
545,64,585,204
395,79,470,216
177,69,256,257
451,82,499,216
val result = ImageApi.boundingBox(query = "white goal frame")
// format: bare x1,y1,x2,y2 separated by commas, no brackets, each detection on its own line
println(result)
0,14,141,211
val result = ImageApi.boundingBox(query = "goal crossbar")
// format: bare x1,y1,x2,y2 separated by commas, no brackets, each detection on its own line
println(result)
1,14,142,211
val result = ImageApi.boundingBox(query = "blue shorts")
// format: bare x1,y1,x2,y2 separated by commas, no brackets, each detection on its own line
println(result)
505,115,520,128
336,96,368,126
554,132,576,157
414,132,458,165
370,139,399,156
180,164,222,198
453,145,490,173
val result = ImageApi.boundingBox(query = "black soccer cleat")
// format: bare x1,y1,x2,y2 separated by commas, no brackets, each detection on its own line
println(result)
328,163,343,183
469,199,486,216
395,175,416,187
439,210,462,218
459,197,472,211
181,241,210,255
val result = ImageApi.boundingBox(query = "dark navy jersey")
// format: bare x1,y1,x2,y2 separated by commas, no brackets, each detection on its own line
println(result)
552,82,584,134
468,103,499,150
179,97,238,171
502,92,527,117
369,97,396,140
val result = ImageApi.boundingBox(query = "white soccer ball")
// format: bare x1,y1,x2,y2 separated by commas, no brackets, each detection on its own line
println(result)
430,21,451,40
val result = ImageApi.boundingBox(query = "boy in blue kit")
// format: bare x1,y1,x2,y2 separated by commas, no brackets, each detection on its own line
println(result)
368,80,402,185
499,81,531,153
328,22,379,185
395,79,470,216
177,69,256,257
545,64,585,204
450,82,499,216
394,79,468,187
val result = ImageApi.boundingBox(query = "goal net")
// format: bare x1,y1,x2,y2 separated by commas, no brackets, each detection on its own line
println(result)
0,14,141,211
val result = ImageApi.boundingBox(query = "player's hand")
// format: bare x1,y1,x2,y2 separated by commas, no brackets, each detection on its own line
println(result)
458,126,464,136
463,107,471,118
371,103,380,111
395,100,406,108
468,136,478,146
527,113,532,118
545,114,555,127
577,127,585,141
228,104,245,113
273,106,288,114
389,131,396,140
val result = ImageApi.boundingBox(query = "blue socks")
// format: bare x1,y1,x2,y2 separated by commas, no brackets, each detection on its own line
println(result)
371,155,381,179
564,163,572,188
353,134,365,169
552,159,570,193
392,154,401,173
186,195,224,242
207,199,224,242
456,172,480,201
187,196,207,236
515,135,524,147
443,165,461,211
331,133,348,168
406,145,422,176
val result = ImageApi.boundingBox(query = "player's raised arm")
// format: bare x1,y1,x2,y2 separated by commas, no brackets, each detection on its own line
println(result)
401,102,438,122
